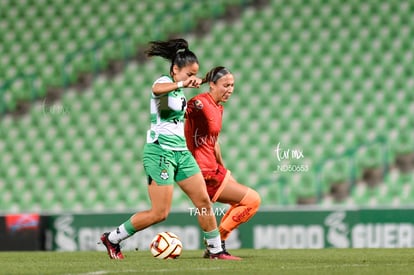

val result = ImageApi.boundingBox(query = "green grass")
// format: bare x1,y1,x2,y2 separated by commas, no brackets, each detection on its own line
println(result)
1,249,414,275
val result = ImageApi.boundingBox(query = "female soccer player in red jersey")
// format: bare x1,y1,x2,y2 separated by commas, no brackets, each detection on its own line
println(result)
185,66,261,256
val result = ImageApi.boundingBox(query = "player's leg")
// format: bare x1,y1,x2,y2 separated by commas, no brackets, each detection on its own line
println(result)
101,181,173,259
216,174,261,241
178,172,216,231
101,143,175,259
130,181,173,228
177,172,220,250
176,151,240,260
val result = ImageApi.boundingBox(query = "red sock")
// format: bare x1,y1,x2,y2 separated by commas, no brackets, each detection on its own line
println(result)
219,188,261,240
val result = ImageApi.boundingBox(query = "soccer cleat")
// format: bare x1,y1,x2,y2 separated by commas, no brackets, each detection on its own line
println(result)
100,232,124,259
203,240,228,258
209,251,241,260
204,241,241,260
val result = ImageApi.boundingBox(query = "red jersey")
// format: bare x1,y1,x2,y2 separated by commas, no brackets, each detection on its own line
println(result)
185,93,223,172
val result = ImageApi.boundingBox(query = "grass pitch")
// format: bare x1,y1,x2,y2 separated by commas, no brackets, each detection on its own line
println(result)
1,249,414,275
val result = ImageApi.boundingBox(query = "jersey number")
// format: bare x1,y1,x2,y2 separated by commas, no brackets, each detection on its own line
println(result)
159,156,169,167
181,97,186,111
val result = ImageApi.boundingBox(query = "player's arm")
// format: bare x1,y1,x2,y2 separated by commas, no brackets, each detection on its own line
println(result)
214,139,225,166
152,76,202,95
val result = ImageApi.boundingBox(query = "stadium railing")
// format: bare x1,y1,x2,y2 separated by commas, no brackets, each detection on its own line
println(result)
314,136,388,203
61,34,133,88
271,136,390,206
0,74,39,115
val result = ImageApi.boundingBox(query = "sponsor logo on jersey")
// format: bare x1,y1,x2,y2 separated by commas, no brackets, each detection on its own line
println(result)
194,99,203,109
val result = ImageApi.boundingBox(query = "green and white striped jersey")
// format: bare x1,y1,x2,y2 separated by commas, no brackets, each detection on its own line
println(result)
146,75,188,151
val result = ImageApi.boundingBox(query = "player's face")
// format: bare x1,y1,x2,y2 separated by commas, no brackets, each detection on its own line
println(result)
214,74,234,103
173,62,199,82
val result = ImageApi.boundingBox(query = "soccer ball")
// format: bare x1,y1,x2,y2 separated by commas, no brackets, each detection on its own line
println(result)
150,232,182,259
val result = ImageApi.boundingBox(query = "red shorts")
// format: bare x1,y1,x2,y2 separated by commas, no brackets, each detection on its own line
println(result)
202,164,231,202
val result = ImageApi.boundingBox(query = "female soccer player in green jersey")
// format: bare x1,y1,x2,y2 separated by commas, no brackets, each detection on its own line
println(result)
100,39,239,260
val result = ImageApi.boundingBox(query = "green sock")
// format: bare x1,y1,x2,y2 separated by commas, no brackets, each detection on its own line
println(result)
124,219,137,235
203,229,222,254
108,218,136,244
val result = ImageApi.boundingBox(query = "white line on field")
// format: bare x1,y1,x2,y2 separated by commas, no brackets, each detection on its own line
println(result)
65,267,224,275
146,267,223,273
281,264,369,270
65,271,108,275
65,270,136,275
280,262,410,270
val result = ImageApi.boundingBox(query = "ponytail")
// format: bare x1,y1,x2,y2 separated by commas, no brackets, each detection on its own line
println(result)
145,38,198,73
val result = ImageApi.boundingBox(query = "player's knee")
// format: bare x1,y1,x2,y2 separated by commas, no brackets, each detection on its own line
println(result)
152,209,169,223
251,189,261,212
233,189,261,224
193,194,212,210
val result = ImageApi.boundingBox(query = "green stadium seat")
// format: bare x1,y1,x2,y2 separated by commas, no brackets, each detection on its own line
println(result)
1,0,414,211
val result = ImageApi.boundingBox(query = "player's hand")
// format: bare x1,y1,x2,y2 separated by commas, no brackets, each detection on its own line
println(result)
184,76,202,88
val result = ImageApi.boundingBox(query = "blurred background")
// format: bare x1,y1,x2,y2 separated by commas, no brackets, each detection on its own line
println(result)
0,0,413,215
